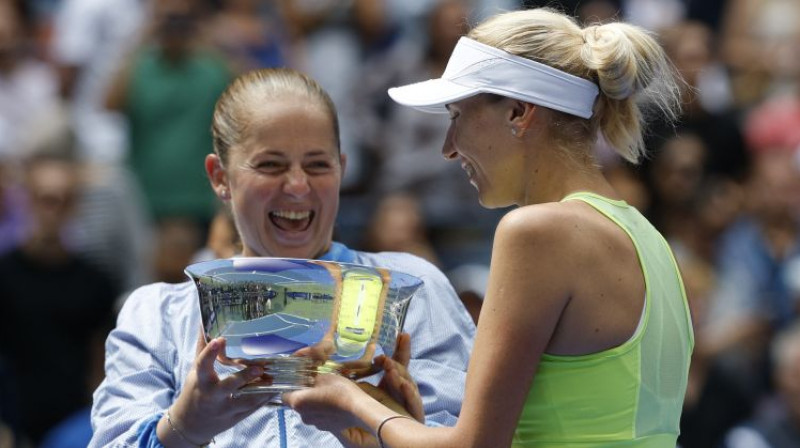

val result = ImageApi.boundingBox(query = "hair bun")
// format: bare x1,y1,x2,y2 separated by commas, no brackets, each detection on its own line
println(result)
466,8,681,164
580,23,641,101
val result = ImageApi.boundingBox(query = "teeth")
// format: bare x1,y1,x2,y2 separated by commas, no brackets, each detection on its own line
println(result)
461,163,475,178
271,210,311,220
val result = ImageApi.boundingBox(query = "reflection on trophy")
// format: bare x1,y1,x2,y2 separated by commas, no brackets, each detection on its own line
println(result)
186,258,422,394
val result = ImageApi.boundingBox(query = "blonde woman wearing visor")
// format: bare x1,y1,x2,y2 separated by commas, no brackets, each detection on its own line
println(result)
284,7,694,448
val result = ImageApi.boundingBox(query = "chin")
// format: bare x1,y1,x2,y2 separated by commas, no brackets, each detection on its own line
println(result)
478,194,514,210
263,244,308,259
476,192,498,209
278,239,326,259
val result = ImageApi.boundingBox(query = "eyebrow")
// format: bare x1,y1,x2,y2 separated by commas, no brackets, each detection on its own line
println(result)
304,149,336,157
255,148,335,156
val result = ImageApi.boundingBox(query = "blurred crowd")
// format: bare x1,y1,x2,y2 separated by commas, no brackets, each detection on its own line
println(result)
0,0,799,447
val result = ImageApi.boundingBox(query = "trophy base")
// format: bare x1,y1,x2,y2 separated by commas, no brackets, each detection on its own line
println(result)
230,358,342,397
226,353,384,398
235,381,308,396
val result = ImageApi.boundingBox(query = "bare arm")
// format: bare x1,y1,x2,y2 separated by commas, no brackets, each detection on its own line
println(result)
286,207,573,447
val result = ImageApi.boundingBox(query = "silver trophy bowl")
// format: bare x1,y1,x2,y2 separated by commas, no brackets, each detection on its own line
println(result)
186,257,422,394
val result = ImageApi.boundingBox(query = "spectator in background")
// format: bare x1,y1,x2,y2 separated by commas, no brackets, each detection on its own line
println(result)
206,0,288,73
361,193,441,266
722,321,800,448
692,95,800,448
623,0,685,31
648,20,748,183
0,148,118,445
50,0,146,165
601,162,651,212
446,263,489,325
0,151,28,257
106,0,232,266
50,0,154,292
683,0,728,32
675,175,750,448
192,205,241,263
356,0,472,215
352,0,504,269
151,216,205,284
522,0,620,24
704,96,800,362
646,132,708,239
0,0,60,160
279,0,402,191
720,0,800,109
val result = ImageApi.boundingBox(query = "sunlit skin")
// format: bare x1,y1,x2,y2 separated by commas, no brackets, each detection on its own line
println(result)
442,94,610,208
206,96,345,260
443,95,524,208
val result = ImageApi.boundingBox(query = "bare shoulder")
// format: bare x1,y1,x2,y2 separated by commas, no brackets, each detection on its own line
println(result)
490,202,597,301
492,201,633,293
495,201,646,354
495,201,597,252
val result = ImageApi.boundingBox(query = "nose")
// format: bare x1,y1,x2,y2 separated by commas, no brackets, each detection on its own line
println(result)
441,123,458,160
283,167,311,197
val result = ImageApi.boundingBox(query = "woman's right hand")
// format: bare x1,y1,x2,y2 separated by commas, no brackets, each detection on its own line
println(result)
156,332,277,446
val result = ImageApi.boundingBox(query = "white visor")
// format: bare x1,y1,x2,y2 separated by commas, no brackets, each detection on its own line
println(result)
388,37,599,119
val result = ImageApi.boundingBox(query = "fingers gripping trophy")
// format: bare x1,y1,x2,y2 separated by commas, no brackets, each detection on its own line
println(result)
187,257,420,396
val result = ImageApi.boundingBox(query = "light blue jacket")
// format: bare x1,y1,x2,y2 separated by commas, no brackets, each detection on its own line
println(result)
89,243,475,447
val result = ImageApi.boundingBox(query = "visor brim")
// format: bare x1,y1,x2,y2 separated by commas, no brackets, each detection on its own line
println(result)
388,78,480,114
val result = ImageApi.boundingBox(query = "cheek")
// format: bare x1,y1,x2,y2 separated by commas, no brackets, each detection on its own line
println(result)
235,174,275,199
455,115,493,157
231,178,273,222
315,179,341,213
324,184,340,207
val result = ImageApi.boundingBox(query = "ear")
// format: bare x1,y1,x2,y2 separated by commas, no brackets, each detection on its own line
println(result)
205,153,229,201
507,100,537,138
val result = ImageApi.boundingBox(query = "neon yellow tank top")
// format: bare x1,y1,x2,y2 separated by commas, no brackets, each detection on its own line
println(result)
513,192,694,447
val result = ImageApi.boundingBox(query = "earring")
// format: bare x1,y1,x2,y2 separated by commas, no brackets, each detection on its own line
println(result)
511,128,518,137
220,188,230,199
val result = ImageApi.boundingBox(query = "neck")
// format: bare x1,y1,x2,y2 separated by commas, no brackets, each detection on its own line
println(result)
520,143,617,206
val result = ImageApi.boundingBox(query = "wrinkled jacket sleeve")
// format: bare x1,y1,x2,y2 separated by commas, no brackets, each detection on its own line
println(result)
359,253,476,427
89,283,192,447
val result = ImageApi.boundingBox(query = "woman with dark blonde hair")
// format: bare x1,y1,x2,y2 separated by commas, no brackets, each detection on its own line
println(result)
89,67,475,448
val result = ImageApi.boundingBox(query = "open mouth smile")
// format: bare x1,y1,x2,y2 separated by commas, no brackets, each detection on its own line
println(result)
269,210,314,232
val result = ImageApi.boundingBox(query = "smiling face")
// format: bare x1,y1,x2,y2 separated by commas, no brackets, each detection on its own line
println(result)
442,95,523,208
210,96,344,259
